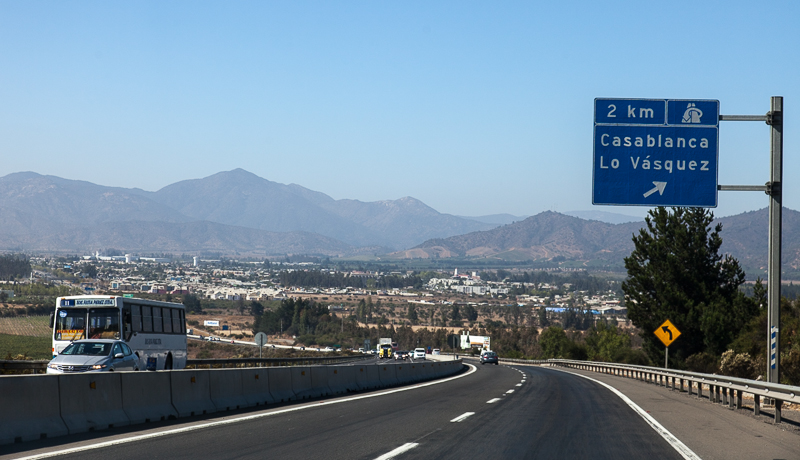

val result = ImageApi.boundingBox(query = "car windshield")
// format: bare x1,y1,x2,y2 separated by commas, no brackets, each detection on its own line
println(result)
60,342,112,356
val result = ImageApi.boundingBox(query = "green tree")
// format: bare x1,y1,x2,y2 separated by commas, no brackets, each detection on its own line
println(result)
538,326,572,359
622,207,757,364
585,323,631,362
407,304,419,324
182,293,202,313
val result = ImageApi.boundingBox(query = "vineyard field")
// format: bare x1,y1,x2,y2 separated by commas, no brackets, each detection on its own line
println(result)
0,315,51,337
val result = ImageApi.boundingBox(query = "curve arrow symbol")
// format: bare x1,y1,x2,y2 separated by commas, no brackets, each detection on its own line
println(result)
661,326,673,341
643,181,667,198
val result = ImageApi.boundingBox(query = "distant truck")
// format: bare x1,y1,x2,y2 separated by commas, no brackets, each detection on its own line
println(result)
378,343,393,359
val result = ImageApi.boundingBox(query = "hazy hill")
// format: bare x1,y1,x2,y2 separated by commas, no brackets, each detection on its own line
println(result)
147,169,496,249
404,211,642,263
0,170,494,253
406,209,800,278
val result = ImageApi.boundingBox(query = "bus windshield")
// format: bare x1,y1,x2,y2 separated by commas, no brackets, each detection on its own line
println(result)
54,309,86,341
88,308,121,339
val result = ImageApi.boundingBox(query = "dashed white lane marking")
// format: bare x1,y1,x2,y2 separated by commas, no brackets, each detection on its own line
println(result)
374,442,419,460
16,365,478,460
548,367,701,460
506,389,515,394
450,412,475,423
516,384,522,387
487,398,501,404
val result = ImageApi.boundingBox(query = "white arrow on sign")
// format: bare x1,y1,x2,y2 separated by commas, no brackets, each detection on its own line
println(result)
643,181,667,198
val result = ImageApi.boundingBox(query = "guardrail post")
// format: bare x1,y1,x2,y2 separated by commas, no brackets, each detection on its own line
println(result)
679,378,684,392
754,394,760,415
735,390,742,409
687,379,693,395
775,400,782,424
698,382,703,399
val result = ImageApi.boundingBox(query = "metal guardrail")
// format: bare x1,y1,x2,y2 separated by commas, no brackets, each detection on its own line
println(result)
0,360,49,374
186,355,374,368
501,357,800,424
1,355,374,375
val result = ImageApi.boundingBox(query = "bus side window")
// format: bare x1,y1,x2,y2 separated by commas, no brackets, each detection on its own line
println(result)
153,307,163,333
172,309,182,334
163,308,173,333
180,309,186,334
122,306,133,341
131,305,142,333
142,306,153,333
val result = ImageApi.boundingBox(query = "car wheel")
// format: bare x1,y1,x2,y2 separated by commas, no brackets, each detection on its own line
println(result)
495,362,498,365
165,354,173,370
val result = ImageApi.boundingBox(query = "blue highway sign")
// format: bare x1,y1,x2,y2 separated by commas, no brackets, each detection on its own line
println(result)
593,98,719,207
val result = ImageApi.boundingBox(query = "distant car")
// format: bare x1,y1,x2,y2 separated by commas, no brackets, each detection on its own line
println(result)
394,350,409,360
480,351,499,365
47,339,139,374
412,348,426,360
432,349,441,355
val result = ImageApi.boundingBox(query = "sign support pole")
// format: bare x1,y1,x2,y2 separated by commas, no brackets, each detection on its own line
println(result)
665,346,669,369
767,96,783,385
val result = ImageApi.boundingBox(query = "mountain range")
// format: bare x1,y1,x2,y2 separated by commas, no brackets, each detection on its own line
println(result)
0,170,495,255
0,169,796,278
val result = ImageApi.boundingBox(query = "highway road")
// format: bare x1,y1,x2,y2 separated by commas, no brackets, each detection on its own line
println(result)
5,360,706,460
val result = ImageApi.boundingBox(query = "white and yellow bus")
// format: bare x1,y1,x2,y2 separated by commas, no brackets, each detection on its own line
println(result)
51,295,187,370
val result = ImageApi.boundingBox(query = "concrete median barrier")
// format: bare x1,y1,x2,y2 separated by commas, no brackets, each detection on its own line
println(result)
395,364,411,385
327,366,356,394
169,369,216,417
241,368,275,406
378,364,399,387
59,372,129,434
121,371,177,425
310,366,331,398
354,365,372,390
0,375,68,445
210,369,249,411
267,367,295,403
291,366,321,400
366,364,382,389
407,363,423,383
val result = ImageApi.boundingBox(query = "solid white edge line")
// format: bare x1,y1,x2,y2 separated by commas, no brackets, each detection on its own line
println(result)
16,364,477,460
547,367,701,460
374,442,419,460
450,412,475,423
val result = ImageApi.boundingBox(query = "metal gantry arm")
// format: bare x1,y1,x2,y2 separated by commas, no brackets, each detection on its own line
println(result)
716,97,784,386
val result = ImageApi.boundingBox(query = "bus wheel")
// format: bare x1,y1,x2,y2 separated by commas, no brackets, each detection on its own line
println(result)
165,354,173,370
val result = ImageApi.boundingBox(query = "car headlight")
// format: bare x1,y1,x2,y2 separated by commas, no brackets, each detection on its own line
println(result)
48,363,58,369
90,364,107,370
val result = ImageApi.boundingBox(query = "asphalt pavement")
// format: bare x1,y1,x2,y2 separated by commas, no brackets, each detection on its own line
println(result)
5,361,706,460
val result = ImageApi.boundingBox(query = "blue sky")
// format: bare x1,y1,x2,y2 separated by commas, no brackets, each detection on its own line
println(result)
2,1,798,220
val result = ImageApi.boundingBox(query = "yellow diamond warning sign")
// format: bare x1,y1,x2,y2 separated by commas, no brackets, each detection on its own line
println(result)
654,319,681,347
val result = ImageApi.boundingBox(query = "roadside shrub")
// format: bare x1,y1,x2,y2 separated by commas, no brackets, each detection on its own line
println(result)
685,352,719,374
719,349,757,379
615,348,651,366
781,348,800,386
